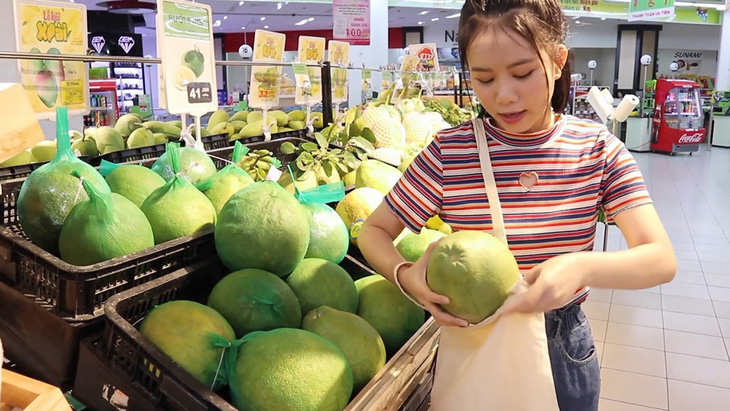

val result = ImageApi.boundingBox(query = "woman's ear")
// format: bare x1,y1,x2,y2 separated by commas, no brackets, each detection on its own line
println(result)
554,44,569,79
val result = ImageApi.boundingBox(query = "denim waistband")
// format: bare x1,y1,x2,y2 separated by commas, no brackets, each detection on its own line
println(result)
544,303,585,338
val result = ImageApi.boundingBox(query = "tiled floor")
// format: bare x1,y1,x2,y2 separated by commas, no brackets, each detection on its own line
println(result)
591,146,730,410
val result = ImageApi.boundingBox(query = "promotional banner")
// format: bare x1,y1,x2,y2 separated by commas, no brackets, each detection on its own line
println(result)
408,43,440,72
297,36,325,105
333,0,370,46
629,0,675,21
14,0,89,120
249,30,286,109
328,40,350,103
157,0,218,116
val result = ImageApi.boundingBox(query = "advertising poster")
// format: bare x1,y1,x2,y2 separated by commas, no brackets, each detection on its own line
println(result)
297,36,325,105
157,0,218,116
333,0,370,46
14,0,89,119
249,30,286,109
408,43,440,72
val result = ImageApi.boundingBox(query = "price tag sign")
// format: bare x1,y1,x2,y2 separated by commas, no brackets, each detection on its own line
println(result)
328,40,350,103
292,63,313,105
156,0,217,116
187,82,213,103
629,0,675,21
362,69,372,91
14,0,90,120
332,0,370,46
249,30,286,110
297,36,325,105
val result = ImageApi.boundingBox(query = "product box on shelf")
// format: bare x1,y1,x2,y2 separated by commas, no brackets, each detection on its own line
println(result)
0,134,312,390
73,256,439,411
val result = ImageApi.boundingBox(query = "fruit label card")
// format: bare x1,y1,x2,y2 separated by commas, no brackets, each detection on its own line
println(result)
297,36,325,105
156,0,218,116
249,30,286,110
13,0,89,120
408,43,440,72
392,55,420,103
362,69,372,91
328,41,350,103
292,63,313,106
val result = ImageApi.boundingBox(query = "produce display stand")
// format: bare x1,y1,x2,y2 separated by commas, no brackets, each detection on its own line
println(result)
73,256,439,411
0,368,72,411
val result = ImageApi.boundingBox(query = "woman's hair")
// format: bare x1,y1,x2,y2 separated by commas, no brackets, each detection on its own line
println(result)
458,0,572,114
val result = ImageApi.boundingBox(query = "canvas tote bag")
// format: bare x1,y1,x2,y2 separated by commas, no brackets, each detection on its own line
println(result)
429,119,559,411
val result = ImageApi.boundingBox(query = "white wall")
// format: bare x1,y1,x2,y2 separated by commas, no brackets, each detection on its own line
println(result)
658,23,721,51
571,48,617,88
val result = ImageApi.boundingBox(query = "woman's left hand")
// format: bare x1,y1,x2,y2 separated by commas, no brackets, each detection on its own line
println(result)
500,253,589,314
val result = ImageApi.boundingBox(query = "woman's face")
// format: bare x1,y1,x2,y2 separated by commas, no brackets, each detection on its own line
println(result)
467,27,567,134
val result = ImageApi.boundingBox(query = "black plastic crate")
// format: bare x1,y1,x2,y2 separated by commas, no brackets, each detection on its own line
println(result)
229,127,311,144
88,133,230,167
0,155,92,182
74,256,374,411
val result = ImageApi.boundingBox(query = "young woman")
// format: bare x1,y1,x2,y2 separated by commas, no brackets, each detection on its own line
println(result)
357,0,676,409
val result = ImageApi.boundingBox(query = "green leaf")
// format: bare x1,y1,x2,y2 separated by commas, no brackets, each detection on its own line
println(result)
336,161,349,175
322,161,333,176
354,150,369,161
302,142,318,152
330,148,343,156
351,137,375,153
280,141,297,155
300,169,314,181
360,128,376,145
302,152,315,163
314,132,328,149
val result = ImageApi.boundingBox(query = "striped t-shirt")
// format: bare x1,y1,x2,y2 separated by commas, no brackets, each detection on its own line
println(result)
385,115,652,305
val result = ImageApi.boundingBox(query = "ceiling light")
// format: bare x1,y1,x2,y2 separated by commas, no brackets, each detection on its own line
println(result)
239,1,244,5
223,15,228,20
419,11,429,15
260,16,266,21
601,17,607,20
575,20,580,24
213,19,221,27
446,13,460,19
308,17,314,21
295,18,309,26
418,21,423,25
431,17,439,21
264,25,269,29
241,26,246,30
277,2,282,10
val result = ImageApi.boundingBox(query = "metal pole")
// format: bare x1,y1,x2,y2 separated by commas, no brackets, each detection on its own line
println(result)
708,108,714,151
321,61,334,127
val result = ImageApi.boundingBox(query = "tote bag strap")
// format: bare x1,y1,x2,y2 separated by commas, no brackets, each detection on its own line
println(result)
472,119,507,245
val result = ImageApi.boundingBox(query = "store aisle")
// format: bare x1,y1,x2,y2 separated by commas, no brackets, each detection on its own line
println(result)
588,147,730,411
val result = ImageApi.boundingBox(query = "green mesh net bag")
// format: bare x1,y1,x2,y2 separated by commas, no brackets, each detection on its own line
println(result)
196,141,255,214
58,170,155,266
17,107,111,254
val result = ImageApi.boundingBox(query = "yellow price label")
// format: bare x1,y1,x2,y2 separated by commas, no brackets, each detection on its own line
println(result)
349,219,365,239
60,80,84,105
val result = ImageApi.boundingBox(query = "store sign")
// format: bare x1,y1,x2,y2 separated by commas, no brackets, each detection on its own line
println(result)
629,0,675,21
13,0,89,120
333,0,370,46
156,0,218,116
88,32,143,57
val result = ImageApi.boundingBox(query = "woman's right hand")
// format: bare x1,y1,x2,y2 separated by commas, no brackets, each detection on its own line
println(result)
398,242,469,327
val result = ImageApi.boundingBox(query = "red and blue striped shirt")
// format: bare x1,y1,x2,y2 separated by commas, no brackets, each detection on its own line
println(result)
385,115,653,305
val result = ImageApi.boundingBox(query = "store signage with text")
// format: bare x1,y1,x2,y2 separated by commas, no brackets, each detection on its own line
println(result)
629,0,675,21
333,0,370,46
13,0,89,119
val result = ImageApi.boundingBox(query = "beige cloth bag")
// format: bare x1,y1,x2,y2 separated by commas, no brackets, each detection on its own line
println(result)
429,119,560,411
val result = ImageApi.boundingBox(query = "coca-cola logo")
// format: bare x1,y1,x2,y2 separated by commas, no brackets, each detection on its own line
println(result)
678,132,703,144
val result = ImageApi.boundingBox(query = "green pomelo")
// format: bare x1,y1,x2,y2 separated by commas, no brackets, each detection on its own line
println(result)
277,170,318,195
302,203,349,264
207,268,301,337
140,300,235,389
355,160,402,195
215,181,310,276
230,328,353,411
140,177,216,244
151,147,217,185
59,186,153,266
93,126,125,155
286,258,359,315
196,166,254,215
127,127,155,148
105,165,166,208
0,150,34,167
18,140,110,254
302,306,386,392
396,228,446,262
426,231,520,324
355,275,425,355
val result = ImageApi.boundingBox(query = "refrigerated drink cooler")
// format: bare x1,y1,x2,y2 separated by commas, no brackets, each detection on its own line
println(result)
650,78,706,155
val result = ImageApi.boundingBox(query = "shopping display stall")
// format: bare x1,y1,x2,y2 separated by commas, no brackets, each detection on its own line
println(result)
650,78,706,155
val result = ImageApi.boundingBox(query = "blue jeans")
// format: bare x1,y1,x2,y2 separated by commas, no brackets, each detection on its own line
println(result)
545,304,601,411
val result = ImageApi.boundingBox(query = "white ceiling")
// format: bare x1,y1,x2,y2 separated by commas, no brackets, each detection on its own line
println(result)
75,0,462,32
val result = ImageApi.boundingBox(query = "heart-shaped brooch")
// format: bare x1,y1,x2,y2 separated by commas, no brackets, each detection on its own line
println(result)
519,172,539,192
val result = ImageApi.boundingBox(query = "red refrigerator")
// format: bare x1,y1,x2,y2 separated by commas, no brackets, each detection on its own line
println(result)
650,78,705,155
